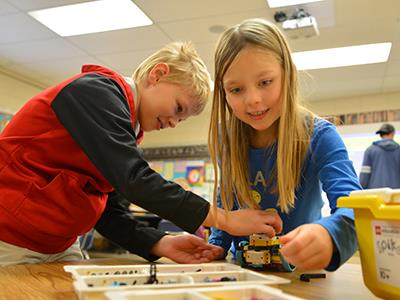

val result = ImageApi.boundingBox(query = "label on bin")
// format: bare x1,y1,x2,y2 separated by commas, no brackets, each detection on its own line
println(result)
372,220,400,287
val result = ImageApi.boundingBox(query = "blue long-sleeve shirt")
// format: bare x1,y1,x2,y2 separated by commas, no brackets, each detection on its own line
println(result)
209,118,361,271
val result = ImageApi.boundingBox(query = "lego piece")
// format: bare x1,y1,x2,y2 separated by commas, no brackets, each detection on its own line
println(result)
145,263,158,284
236,234,295,272
299,273,326,282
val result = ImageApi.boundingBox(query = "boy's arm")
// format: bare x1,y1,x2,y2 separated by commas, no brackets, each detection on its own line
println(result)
95,191,224,263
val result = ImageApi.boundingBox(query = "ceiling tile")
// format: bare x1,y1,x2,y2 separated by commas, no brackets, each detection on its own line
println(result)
382,76,400,93
0,38,87,64
9,55,104,86
389,41,400,60
135,0,267,22
66,26,171,55
385,59,400,76
158,10,274,44
307,64,387,80
95,48,155,71
0,12,57,44
0,1,18,15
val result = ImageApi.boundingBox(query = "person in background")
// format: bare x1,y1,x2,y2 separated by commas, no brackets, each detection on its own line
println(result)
359,123,400,189
0,41,280,266
207,18,361,271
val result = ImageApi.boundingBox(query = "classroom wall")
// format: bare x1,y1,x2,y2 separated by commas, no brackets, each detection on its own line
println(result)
141,91,400,147
141,109,212,148
0,70,42,114
307,91,400,116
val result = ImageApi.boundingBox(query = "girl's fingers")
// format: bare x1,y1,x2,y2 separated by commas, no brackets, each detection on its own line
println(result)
289,248,327,270
279,227,300,245
259,210,283,234
282,239,320,267
258,224,276,237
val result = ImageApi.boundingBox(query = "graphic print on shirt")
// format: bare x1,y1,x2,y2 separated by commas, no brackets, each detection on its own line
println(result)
250,170,268,206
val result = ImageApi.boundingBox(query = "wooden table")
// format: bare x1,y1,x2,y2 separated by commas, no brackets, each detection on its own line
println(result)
0,257,380,300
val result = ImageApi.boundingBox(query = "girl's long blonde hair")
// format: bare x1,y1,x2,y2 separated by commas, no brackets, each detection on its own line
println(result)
208,18,314,214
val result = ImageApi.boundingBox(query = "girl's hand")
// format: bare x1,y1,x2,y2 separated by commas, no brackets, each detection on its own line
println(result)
279,224,334,271
223,208,283,237
151,234,224,263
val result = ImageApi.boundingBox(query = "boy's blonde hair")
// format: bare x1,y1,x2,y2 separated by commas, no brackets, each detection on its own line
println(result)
133,41,211,115
208,18,314,214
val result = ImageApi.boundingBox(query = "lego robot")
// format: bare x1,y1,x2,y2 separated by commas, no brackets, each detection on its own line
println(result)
235,234,295,272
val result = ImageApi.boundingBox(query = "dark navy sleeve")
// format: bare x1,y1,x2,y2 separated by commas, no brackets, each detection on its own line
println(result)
94,191,166,261
51,73,209,234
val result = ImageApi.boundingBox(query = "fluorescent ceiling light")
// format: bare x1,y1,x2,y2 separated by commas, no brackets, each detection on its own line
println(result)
28,0,153,37
267,0,324,8
292,42,392,70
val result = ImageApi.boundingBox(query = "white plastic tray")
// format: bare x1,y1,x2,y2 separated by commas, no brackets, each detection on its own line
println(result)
64,263,241,280
71,270,290,300
105,284,303,300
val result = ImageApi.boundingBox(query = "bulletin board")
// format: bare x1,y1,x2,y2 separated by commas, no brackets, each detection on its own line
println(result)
148,159,214,201
0,113,12,132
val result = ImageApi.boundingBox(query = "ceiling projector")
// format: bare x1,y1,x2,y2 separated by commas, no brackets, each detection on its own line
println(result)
282,16,319,39
274,9,320,39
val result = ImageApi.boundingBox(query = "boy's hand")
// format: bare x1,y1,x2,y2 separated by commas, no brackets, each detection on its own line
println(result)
151,234,224,263
222,208,283,237
279,224,334,271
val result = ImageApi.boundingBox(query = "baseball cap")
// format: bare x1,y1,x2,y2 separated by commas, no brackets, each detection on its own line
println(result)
376,123,395,135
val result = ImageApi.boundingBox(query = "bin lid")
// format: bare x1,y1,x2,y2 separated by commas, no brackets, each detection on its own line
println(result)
350,188,400,204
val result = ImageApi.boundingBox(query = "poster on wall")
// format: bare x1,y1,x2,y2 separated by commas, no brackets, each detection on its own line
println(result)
186,166,204,186
323,109,400,126
174,161,187,178
0,113,12,132
163,161,174,180
150,161,164,174
148,159,212,200
204,162,215,182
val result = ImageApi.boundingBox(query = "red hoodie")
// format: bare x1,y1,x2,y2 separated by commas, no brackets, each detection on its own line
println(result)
0,65,140,253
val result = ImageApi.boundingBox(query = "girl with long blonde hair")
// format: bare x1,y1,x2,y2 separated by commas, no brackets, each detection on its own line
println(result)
208,18,361,271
